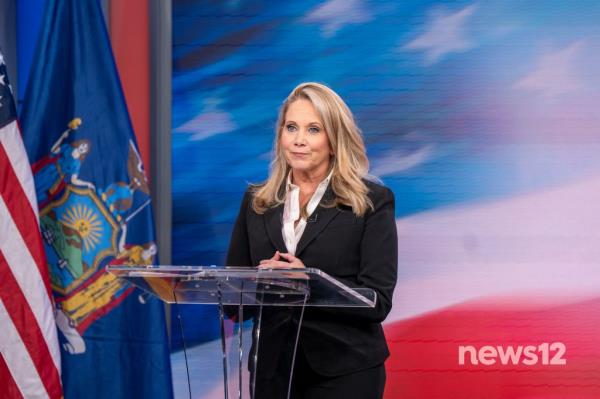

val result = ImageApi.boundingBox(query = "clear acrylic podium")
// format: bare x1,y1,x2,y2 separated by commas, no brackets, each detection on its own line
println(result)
107,265,376,399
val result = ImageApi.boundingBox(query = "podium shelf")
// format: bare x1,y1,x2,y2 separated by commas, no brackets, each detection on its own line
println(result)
107,265,376,307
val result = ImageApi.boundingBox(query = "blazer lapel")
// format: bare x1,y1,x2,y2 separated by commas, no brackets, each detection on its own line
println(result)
263,203,287,253
295,186,340,257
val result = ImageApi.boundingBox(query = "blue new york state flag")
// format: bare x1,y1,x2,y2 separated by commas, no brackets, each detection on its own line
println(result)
20,0,173,397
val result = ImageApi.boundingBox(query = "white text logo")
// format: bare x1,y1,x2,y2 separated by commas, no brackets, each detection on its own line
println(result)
458,342,566,366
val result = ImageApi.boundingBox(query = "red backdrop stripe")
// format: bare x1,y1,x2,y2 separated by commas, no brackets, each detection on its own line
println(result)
109,0,151,179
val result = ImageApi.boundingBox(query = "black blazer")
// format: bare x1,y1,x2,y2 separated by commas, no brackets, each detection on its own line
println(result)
226,179,398,377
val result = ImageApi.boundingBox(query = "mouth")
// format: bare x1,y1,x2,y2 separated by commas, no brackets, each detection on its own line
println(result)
290,152,309,157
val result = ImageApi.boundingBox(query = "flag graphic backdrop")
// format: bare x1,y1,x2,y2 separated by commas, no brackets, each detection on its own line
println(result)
0,50,63,398
20,1,172,398
171,1,600,397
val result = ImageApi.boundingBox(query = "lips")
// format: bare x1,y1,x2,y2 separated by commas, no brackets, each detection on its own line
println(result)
290,152,309,157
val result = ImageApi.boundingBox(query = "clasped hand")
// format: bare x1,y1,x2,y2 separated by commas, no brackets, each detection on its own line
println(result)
258,251,305,269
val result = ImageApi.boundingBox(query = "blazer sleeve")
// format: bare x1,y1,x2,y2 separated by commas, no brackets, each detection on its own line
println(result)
320,185,398,323
226,189,252,267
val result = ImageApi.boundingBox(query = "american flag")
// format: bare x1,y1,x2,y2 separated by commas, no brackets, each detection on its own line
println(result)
0,51,63,398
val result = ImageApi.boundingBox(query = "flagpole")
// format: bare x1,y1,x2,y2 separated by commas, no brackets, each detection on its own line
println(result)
149,0,172,268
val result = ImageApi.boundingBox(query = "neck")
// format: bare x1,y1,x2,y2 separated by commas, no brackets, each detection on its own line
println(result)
291,168,329,190
290,168,330,209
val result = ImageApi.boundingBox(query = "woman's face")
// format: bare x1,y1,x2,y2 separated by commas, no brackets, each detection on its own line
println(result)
280,99,332,178
77,143,89,154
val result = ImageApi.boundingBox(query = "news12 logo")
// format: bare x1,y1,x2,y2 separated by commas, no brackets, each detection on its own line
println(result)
458,342,567,366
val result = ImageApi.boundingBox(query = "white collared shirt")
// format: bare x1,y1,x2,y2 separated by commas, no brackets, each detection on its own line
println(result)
282,170,333,255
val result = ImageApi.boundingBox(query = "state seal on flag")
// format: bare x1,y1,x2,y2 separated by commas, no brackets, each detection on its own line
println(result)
33,119,157,355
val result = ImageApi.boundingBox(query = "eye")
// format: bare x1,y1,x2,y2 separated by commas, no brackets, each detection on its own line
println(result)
308,126,321,134
285,124,297,133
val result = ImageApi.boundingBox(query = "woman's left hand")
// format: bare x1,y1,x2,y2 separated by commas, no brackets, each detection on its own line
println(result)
258,251,305,269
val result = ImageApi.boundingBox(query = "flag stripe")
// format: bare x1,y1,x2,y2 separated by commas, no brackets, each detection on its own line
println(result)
0,121,40,218
0,195,62,380
0,251,62,399
0,298,48,399
0,132,53,299
1,51,63,399
0,141,60,370
0,352,25,399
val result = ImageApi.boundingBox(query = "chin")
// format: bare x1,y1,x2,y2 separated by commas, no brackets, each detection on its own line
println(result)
286,160,310,170
289,166,310,173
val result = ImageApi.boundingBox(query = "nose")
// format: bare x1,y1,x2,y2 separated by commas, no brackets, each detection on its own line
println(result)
293,129,307,146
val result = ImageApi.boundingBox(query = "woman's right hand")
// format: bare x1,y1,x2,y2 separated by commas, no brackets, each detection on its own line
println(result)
258,251,306,269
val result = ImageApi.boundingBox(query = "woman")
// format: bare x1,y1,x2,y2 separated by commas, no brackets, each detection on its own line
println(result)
34,118,94,204
227,82,397,399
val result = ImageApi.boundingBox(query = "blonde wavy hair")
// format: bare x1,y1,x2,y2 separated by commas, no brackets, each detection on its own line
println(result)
251,82,373,216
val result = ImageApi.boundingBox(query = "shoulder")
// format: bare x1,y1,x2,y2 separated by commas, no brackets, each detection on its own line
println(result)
363,178,394,208
238,185,268,215
243,186,254,200
239,186,255,208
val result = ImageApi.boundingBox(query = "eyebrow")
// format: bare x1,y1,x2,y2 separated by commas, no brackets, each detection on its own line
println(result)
285,120,323,126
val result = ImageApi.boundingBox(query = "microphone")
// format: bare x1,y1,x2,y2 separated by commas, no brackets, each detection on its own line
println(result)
307,213,318,223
